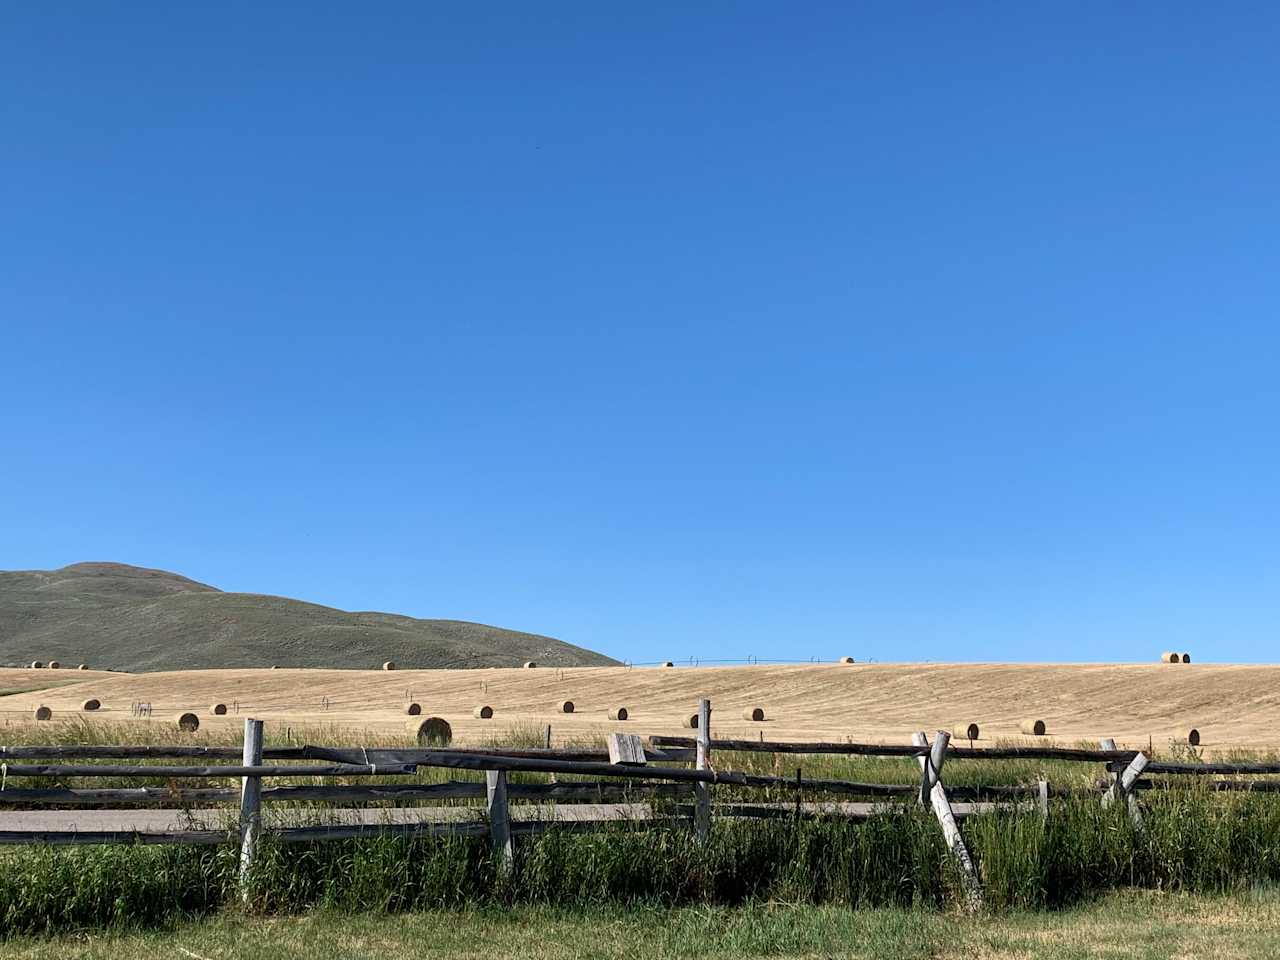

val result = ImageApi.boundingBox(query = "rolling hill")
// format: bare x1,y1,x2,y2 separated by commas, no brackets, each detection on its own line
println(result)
0,562,617,672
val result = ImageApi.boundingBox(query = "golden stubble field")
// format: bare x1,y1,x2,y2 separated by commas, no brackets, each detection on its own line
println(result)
0,662,1275,751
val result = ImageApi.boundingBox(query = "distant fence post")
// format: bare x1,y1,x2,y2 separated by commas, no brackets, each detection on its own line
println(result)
238,718,264,897
486,770,513,870
694,698,712,841
913,730,982,910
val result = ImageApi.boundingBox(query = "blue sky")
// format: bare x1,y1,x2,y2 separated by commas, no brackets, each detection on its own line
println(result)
3,5,1277,664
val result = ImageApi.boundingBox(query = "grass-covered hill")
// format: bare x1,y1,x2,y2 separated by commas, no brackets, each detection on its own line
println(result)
0,562,616,673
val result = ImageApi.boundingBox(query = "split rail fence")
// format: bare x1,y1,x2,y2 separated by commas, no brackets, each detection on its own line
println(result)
3,700,1279,907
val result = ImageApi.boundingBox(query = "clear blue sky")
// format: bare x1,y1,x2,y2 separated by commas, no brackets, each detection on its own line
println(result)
3,5,1277,664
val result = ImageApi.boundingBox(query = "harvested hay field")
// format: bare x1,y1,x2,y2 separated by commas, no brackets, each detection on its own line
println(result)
0,662,1277,751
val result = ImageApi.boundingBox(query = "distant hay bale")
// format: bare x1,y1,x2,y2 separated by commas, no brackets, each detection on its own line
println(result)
47,661,60,669
523,661,537,669
1018,719,1047,737
30,661,43,669
77,664,88,670
741,706,765,722
382,661,396,671
405,702,422,716
839,656,855,664
1188,728,1201,746
1161,651,1179,663
954,722,980,741
558,700,575,714
473,705,494,719
682,713,699,729
607,707,629,721
210,703,228,716
33,705,51,721
80,698,101,712
176,712,200,732
409,716,452,746
1181,653,1192,663
661,661,674,667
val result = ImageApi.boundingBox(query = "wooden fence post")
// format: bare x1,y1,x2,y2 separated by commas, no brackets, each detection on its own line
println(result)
238,718,264,896
1038,778,1049,821
486,769,513,869
1102,750,1148,830
694,698,712,841
913,731,982,909
1099,738,1119,795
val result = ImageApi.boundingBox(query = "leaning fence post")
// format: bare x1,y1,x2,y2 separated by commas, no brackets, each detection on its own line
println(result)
486,769,513,870
238,717,264,896
694,698,712,841
913,730,982,910
1102,750,1148,830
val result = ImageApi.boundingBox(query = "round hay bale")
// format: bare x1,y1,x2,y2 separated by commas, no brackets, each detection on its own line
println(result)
523,661,537,669
839,656,856,664
176,712,200,732
382,661,396,671
682,713,699,729
1188,728,1201,746
409,716,452,746
954,722,980,741
405,702,422,716
661,661,674,667
1161,651,1179,663
80,698,101,712
33,705,51,721
47,660,60,669
77,664,88,670
210,703,228,716
30,661,43,669
607,707,629,721
558,699,575,714
1018,719,1047,737
473,704,494,719
741,706,765,722
1181,653,1192,664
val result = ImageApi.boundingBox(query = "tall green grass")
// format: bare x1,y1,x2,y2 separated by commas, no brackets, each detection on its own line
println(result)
8,789,1280,936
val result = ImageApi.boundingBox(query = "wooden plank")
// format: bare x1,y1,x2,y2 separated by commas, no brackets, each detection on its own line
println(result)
913,731,982,910
486,770,513,869
0,745,296,760
1128,779,1280,793
278,821,488,842
1123,760,1280,775
0,829,229,846
607,734,647,766
0,779,1038,807
0,744,694,764
694,699,712,842
0,762,418,779
649,735,1135,763
298,745,695,764
239,719,264,892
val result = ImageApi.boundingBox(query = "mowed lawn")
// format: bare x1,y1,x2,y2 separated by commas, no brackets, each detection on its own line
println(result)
8,891,1280,960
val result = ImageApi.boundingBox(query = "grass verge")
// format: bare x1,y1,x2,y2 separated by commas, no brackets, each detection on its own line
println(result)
7,889,1280,959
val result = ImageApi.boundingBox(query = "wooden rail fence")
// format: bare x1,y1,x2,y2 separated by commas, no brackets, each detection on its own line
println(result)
4,703,1280,907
